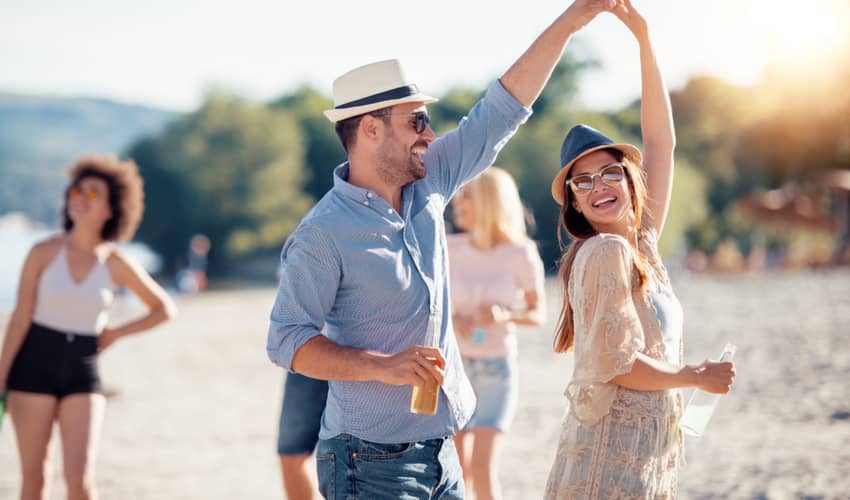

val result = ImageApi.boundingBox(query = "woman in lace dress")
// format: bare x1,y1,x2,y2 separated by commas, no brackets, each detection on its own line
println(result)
544,2,736,498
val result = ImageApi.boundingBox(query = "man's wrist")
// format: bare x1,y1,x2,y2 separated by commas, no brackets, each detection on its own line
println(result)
358,350,385,383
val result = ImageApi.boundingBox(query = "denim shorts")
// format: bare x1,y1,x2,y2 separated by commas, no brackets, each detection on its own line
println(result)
277,372,329,455
317,433,464,499
461,356,518,433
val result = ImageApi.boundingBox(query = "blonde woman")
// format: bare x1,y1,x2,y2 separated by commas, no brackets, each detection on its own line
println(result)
544,2,735,497
448,168,546,500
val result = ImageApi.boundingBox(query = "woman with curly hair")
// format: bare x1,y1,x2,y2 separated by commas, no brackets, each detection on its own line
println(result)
0,155,176,500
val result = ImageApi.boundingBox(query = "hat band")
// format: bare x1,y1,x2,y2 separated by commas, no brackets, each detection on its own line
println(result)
336,84,420,109
561,139,615,168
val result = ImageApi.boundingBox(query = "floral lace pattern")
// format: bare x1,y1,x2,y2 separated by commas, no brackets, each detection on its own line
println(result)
545,225,683,499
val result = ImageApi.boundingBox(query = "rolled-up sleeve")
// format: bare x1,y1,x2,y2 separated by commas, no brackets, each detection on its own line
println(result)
424,79,532,200
266,224,341,370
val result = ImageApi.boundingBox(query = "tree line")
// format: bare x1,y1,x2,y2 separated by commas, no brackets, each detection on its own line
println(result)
128,55,849,277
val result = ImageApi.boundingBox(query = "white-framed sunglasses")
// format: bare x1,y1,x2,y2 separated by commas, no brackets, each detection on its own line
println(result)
565,163,626,195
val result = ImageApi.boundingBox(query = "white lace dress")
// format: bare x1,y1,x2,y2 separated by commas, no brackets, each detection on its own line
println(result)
545,228,684,500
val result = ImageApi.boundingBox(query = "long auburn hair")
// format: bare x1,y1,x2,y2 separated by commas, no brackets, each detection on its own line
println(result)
553,148,652,353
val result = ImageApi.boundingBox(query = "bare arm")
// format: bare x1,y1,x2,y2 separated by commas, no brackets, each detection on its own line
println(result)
0,242,51,388
98,248,177,350
500,0,616,107
512,288,546,326
291,336,446,388
612,0,675,235
610,353,735,394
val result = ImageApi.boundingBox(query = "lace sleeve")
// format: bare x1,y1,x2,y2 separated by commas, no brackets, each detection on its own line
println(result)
566,235,645,425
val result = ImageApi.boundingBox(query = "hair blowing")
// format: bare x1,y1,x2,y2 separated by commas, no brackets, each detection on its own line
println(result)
553,148,652,353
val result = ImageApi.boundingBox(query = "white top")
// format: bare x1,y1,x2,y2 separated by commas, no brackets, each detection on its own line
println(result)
32,244,115,335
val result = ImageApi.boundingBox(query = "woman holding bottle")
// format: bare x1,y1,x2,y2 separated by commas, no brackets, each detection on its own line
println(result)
544,2,735,498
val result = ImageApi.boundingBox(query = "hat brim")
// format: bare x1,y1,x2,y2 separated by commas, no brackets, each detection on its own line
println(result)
323,94,438,123
551,143,643,205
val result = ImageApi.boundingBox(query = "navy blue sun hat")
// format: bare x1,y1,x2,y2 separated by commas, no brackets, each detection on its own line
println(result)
551,124,642,205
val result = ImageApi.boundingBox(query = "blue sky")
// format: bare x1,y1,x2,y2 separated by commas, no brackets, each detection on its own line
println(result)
1,0,847,111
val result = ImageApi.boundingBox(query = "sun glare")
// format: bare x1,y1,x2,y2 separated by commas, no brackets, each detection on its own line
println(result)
763,1,849,72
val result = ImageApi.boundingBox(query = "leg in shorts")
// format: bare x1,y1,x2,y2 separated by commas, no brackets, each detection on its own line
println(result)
461,356,518,432
277,372,329,455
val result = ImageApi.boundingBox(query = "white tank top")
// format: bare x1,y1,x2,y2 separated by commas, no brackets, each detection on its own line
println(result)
32,243,115,335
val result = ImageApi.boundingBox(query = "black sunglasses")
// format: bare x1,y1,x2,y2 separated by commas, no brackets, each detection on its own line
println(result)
373,111,431,134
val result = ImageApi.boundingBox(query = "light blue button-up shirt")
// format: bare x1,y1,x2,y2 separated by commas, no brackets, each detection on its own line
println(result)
266,80,531,444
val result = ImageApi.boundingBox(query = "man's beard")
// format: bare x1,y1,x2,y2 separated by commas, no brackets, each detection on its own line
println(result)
376,131,426,186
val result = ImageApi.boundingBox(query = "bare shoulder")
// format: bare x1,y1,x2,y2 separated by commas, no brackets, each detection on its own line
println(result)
103,244,142,279
104,244,134,269
28,234,65,265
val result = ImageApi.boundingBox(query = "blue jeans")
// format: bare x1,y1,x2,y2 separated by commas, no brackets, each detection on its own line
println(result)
316,433,464,499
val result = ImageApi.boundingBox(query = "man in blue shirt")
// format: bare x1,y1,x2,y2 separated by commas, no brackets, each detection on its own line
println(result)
267,2,618,497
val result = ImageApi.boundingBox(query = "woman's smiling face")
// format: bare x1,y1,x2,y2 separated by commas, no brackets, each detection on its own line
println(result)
568,150,633,235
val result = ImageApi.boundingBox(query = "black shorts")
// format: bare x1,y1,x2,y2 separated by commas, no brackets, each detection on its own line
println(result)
7,322,102,398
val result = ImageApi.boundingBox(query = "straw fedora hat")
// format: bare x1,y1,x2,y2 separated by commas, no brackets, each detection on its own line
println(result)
323,59,438,123
551,124,643,205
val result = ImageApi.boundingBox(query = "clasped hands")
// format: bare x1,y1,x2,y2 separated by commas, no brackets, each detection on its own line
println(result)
453,303,512,340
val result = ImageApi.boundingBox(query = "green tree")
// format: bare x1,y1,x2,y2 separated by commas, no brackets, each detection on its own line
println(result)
272,86,347,200
129,94,312,275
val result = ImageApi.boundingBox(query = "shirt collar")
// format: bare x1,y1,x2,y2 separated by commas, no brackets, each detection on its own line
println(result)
332,163,374,203
333,162,413,219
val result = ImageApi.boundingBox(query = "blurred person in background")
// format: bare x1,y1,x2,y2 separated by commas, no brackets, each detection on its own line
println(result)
448,167,545,500
0,155,176,500
176,234,210,294
544,2,735,497
276,370,328,500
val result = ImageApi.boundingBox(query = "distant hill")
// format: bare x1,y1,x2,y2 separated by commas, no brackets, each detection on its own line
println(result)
0,93,175,223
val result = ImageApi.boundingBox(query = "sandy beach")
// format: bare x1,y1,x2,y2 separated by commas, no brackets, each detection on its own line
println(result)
1,269,849,499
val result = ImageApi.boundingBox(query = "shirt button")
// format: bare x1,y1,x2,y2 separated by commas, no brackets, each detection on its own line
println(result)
366,192,374,199
387,208,393,215
363,201,369,206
